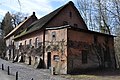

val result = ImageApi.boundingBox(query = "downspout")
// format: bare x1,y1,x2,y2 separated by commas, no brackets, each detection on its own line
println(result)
12,42,15,63
43,29,45,68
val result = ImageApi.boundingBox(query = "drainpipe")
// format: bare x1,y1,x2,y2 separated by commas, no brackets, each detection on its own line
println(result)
42,29,45,68
12,42,15,63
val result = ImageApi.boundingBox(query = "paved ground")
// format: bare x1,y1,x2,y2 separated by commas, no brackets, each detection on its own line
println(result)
0,58,120,80
0,69,15,80
0,58,68,80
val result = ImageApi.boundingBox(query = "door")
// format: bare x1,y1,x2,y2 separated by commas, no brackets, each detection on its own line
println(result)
47,52,51,69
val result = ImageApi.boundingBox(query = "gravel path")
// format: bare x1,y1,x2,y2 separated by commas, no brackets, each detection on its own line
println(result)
0,58,68,80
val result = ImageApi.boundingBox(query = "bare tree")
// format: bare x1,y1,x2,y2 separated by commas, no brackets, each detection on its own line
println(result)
11,12,27,27
76,0,119,34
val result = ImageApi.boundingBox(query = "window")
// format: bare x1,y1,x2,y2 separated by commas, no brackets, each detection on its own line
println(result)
52,31,56,40
35,38,38,48
29,39,32,45
69,12,72,18
63,21,68,25
82,50,88,64
105,37,108,44
94,35,98,44
74,24,78,27
25,40,26,46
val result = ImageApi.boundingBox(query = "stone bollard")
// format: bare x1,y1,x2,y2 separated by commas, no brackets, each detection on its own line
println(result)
16,71,18,80
2,64,4,70
8,66,10,75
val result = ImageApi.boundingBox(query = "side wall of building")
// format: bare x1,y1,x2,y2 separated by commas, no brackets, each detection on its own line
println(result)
67,29,116,73
14,30,44,66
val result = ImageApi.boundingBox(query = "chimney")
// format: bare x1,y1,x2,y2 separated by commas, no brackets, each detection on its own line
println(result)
25,17,27,20
33,12,35,16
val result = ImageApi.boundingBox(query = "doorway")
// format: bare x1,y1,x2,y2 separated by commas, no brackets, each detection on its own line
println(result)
47,52,51,69
29,56,31,65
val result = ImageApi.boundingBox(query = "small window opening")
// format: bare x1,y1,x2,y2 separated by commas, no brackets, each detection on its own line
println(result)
25,40,26,45
35,38,38,48
29,39,32,46
69,12,72,18
52,32,56,38
94,35,98,44
74,24,78,27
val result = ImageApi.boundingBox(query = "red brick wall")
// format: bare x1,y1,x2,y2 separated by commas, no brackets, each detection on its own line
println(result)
45,28,68,74
46,4,87,30
67,29,115,73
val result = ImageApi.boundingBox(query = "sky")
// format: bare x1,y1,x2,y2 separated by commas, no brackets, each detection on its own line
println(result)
0,0,75,21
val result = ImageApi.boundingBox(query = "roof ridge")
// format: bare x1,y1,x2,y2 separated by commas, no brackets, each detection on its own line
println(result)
25,1,74,32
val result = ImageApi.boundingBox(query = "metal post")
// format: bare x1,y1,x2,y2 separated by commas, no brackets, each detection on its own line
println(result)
8,66,10,75
2,64,4,70
16,71,18,80
31,78,33,80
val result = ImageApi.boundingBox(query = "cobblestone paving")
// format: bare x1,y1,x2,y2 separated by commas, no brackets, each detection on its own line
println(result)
0,69,15,80
0,58,68,80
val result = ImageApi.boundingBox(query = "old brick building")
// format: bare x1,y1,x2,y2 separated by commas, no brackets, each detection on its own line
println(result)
5,1,116,74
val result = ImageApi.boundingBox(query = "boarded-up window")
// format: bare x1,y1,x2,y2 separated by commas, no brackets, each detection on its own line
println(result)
82,50,88,64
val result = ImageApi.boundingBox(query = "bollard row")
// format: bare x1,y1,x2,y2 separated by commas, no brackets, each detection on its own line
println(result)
1,64,33,80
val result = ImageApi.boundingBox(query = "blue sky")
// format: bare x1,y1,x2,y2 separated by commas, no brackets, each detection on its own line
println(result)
0,0,75,21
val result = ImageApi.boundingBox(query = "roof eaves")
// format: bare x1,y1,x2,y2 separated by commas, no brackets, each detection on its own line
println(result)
4,15,33,39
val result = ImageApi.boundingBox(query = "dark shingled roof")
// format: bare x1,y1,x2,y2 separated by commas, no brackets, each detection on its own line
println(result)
14,1,87,39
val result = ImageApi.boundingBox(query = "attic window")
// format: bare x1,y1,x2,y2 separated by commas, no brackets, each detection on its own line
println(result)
69,12,72,18
74,24,78,27
63,21,68,25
